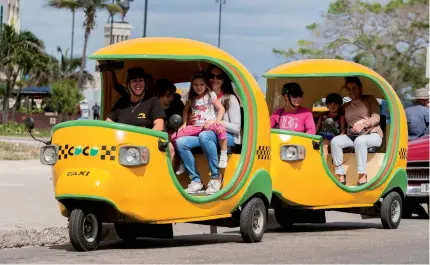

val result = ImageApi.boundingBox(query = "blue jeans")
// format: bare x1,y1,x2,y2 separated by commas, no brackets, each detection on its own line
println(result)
175,131,235,182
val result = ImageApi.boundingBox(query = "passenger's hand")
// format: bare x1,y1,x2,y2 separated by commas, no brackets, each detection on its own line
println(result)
214,120,224,126
352,123,366,133
204,120,215,129
189,113,197,124
179,124,187,132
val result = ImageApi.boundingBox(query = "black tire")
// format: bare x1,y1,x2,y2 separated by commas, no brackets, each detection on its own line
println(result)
380,191,402,229
68,209,102,251
240,197,267,243
274,208,294,229
114,223,138,241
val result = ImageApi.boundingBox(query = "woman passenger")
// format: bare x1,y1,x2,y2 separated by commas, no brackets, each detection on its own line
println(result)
175,65,242,195
270,82,316,134
106,67,166,130
330,76,383,186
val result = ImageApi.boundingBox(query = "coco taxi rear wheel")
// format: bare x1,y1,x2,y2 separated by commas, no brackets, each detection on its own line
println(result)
68,209,102,251
240,197,267,243
380,191,402,229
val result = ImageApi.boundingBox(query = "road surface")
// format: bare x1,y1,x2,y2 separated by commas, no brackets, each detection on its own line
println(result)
0,213,428,264
0,159,428,263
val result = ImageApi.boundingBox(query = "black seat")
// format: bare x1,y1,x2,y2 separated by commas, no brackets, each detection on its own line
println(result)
190,106,244,155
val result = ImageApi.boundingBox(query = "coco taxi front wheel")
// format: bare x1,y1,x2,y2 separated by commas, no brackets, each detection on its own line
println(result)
380,191,402,229
240,197,267,243
68,209,102,251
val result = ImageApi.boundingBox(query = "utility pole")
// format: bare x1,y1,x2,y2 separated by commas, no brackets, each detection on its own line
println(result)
71,8,75,58
110,0,114,44
143,0,148,37
215,0,226,48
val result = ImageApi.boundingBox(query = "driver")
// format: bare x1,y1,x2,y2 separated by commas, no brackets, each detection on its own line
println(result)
106,67,166,131
270,82,316,134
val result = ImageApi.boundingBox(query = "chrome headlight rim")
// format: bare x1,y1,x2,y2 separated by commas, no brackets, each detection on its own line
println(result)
39,144,59,165
280,144,306,162
119,145,150,167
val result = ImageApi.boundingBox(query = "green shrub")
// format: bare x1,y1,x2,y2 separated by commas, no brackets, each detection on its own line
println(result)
0,122,50,137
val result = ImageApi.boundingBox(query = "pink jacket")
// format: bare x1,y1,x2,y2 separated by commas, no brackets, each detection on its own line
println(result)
270,106,316,134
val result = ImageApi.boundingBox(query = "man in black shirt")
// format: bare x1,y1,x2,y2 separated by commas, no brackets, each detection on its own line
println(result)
106,67,166,130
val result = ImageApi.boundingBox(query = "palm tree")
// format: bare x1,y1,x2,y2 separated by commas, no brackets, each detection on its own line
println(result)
46,0,121,89
12,51,52,118
76,0,121,89
0,24,47,124
45,0,81,59
55,46,94,84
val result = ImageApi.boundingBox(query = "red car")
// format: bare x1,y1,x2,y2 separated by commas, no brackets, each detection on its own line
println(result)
404,135,429,218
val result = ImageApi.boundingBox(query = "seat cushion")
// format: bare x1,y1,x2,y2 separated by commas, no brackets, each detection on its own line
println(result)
191,145,242,155
342,147,377,153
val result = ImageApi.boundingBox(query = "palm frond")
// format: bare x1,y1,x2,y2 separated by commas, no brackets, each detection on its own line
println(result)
45,0,81,10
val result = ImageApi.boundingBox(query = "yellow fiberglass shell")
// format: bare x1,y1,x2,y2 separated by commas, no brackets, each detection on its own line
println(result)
52,37,272,222
264,59,408,208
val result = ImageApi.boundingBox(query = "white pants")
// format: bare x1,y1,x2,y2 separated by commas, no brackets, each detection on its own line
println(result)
330,134,382,175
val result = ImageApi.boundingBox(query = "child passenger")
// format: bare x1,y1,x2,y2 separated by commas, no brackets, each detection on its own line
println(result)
315,93,346,162
171,71,229,169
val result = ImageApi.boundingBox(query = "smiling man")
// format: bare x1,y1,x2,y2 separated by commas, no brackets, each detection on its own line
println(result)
105,67,166,131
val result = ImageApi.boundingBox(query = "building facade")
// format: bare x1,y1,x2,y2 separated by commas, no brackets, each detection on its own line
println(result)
0,0,20,31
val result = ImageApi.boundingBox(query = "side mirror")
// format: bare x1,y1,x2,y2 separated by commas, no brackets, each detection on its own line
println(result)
25,116,35,131
169,114,183,131
24,116,51,145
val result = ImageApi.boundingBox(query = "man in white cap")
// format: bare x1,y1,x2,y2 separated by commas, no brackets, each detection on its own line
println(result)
405,84,429,141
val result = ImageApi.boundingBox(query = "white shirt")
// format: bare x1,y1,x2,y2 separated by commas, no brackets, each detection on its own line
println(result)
190,91,217,126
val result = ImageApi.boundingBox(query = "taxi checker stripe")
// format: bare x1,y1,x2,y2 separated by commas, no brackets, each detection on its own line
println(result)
220,62,255,199
398,148,407,160
368,80,400,189
257,146,271,160
58,144,69,160
100,145,117,161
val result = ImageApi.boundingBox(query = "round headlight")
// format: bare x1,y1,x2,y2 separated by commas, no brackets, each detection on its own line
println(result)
285,147,297,160
43,147,56,163
125,148,140,164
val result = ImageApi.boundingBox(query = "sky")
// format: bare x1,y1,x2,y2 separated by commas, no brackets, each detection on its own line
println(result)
20,0,333,92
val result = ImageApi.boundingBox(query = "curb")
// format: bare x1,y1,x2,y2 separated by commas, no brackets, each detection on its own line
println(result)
0,224,118,249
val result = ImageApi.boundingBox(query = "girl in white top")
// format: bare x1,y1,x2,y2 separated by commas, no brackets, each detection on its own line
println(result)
171,71,229,168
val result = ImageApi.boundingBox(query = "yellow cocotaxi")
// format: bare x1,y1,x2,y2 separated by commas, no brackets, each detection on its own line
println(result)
264,59,408,229
31,37,272,251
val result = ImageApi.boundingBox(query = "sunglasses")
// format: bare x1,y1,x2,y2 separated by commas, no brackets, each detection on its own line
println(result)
209,73,226,80
288,92,303,98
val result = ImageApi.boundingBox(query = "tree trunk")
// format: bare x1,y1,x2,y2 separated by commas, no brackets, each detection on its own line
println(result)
12,89,22,122
1,69,17,124
78,29,90,90
1,80,10,124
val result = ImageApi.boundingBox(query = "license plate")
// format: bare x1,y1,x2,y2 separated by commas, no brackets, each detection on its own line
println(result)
421,183,429,193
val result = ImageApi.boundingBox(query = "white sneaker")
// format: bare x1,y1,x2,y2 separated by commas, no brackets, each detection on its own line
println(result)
176,162,186,175
185,181,203,194
205,179,222,195
218,152,228,168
